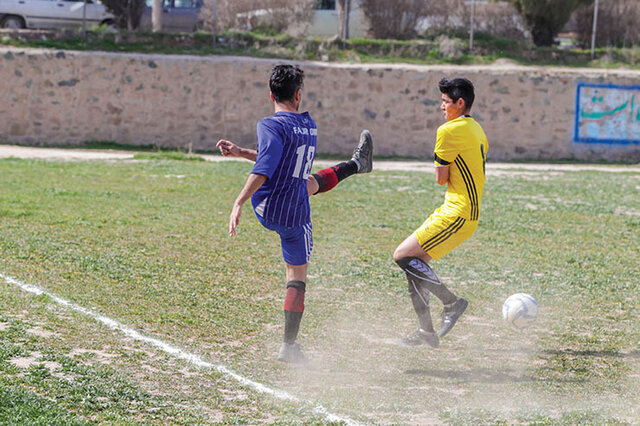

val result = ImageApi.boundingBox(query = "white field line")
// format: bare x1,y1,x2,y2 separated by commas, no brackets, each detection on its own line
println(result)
0,272,360,426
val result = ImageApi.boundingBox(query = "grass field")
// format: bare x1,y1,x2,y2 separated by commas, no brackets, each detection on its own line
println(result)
2,29,640,69
0,155,638,424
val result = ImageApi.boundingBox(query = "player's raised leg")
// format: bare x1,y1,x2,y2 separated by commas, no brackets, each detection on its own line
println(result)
308,129,373,195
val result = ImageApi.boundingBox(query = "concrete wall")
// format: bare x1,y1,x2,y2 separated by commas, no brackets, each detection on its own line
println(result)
2,47,639,161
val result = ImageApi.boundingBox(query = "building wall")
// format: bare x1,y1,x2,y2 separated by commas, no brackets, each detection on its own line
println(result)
1,48,639,161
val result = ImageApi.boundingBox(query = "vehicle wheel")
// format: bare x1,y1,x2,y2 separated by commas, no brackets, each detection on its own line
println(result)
100,20,118,32
2,16,26,29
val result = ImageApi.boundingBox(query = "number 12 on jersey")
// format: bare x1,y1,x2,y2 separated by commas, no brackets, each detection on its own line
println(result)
292,145,315,179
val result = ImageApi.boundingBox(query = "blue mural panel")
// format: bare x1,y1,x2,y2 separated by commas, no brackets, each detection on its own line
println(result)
574,82,640,145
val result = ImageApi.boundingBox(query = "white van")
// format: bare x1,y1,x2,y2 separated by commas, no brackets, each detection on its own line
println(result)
0,0,115,30
139,0,202,33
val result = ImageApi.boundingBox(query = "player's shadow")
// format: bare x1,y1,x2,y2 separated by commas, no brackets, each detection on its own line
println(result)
539,349,640,359
403,367,583,384
404,349,639,383
468,347,640,360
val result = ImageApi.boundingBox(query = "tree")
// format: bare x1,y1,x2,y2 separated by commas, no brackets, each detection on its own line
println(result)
337,0,350,40
152,0,163,32
505,0,593,46
101,0,147,30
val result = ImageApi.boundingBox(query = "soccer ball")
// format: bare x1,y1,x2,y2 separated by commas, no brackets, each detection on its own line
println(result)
502,293,538,329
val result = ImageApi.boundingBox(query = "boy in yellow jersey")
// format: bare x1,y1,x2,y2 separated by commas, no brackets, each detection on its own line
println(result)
393,77,488,348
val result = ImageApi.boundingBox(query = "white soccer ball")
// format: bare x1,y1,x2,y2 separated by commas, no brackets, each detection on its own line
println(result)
502,293,538,329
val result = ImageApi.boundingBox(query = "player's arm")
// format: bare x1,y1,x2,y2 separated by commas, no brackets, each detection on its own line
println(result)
433,127,455,186
216,139,258,162
227,120,282,236
228,173,267,236
435,165,450,185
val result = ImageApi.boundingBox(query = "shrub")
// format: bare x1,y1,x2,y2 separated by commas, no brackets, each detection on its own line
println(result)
360,0,428,40
473,1,527,40
199,0,314,35
417,1,528,42
575,0,640,48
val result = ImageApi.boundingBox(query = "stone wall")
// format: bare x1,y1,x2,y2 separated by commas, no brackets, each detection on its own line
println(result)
2,47,639,161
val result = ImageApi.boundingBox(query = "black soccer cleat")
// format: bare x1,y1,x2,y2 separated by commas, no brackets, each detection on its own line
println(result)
277,342,307,364
438,298,468,337
352,129,373,174
400,329,440,348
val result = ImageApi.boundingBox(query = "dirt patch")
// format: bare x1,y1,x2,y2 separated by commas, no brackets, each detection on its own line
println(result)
27,326,57,338
0,145,135,161
615,206,640,216
8,351,62,374
8,351,43,369
1,144,638,174
68,348,120,362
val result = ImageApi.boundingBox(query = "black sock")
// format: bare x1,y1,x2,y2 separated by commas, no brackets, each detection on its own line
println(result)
332,160,359,180
284,310,303,344
312,160,359,194
407,277,435,332
396,257,457,305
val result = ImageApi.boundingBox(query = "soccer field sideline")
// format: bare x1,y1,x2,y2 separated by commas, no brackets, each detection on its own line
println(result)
0,143,638,173
0,272,361,426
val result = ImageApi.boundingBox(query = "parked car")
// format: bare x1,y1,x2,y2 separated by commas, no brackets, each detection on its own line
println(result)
0,0,115,30
139,0,202,33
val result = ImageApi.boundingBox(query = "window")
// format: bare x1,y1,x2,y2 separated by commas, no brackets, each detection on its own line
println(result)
174,0,200,8
315,0,336,10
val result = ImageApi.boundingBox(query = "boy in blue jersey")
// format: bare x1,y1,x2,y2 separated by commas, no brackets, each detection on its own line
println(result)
217,64,373,363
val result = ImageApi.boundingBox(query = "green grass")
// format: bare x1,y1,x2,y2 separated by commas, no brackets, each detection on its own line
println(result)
133,151,205,161
0,157,638,424
0,316,207,424
2,28,640,68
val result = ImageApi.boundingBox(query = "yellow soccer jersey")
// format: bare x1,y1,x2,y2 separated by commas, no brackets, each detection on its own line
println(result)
433,115,488,220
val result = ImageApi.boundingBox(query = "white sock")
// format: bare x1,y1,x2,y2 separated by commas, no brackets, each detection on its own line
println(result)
352,158,362,171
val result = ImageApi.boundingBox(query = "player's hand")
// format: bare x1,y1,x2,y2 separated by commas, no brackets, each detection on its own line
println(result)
228,203,242,236
216,139,241,157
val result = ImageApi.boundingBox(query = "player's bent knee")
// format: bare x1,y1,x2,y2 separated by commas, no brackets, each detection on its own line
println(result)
392,247,404,262
395,256,411,268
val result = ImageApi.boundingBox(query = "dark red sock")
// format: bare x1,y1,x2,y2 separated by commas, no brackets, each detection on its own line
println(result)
284,286,305,312
284,281,306,344
313,168,339,194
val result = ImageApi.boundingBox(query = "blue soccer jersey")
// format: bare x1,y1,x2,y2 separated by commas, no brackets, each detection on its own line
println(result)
251,111,317,227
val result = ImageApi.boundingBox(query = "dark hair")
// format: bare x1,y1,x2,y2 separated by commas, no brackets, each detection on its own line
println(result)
269,65,304,103
438,77,475,110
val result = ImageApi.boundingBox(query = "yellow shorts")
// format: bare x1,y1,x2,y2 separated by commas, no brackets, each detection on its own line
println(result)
414,207,478,261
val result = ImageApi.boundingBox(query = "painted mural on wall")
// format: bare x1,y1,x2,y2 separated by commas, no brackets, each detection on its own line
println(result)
575,82,640,145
